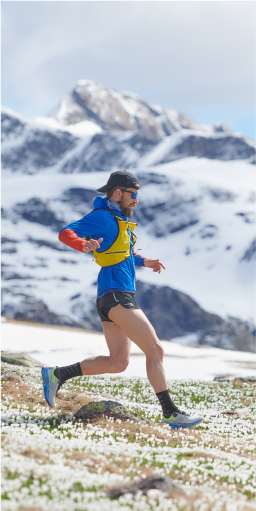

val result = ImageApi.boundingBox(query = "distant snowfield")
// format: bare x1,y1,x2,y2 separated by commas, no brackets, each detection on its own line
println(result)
2,322,256,381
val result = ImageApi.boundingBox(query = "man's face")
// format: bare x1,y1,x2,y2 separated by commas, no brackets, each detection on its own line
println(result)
117,184,139,217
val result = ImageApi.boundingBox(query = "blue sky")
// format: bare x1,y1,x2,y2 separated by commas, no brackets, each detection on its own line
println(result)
2,1,255,139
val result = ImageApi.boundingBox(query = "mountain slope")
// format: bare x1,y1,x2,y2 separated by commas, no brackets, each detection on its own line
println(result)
1,80,255,347
139,131,255,166
1,158,255,331
1,107,78,174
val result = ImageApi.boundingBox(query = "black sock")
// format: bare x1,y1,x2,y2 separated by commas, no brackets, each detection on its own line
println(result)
54,362,82,384
156,390,178,418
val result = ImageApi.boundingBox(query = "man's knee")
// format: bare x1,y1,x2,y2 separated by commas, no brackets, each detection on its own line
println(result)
109,358,129,373
149,341,164,363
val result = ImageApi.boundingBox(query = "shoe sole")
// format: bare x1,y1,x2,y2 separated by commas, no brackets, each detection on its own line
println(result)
165,418,203,429
42,366,52,408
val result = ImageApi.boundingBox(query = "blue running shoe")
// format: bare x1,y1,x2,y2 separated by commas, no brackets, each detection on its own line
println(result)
163,409,203,429
42,366,61,408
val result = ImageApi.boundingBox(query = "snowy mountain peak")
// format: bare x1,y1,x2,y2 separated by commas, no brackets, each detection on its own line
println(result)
50,79,217,140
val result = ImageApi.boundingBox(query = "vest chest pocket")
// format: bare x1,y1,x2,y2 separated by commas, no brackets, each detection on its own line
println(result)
93,219,137,267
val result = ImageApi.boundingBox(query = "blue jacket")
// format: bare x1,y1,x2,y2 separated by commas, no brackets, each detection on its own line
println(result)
59,197,145,297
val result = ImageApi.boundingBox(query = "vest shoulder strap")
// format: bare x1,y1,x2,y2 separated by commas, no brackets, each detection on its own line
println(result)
92,207,123,221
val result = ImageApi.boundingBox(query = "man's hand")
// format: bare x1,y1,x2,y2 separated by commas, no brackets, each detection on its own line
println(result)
143,258,166,274
83,238,103,253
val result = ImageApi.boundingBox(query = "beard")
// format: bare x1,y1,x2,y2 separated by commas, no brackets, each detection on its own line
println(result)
118,199,133,217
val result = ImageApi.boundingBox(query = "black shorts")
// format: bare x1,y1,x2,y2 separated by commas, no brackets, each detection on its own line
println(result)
96,292,140,322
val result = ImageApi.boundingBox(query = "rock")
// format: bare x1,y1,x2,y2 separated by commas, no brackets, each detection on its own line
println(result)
240,238,256,262
207,188,237,202
133,195,200,236
1,289,80,327
198,316,256,353
135,282,255,350
70,294,103,331
106,475,185,499
157,133,255,163
222,410,241,417
213,375,256,383
135,280,223,339
26,236,71,251
213,375,232,382
1,351,43,368
59,131,158,174
199,224,218,239
2,272,33,281
74,400,149,423
136,171,169,187
60,187,96,217
13,198,64,232
1,237,18,244
1,247,17,254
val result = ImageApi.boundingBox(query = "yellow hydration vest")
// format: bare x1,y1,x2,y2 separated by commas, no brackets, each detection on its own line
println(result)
88,209,137,268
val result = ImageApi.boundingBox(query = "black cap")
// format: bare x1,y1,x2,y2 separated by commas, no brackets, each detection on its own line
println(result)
96,170,139,193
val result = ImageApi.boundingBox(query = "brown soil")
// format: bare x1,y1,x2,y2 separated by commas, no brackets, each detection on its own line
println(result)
1,373,95,413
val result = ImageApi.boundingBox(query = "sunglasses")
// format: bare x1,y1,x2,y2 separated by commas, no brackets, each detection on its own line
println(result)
119,188,138,199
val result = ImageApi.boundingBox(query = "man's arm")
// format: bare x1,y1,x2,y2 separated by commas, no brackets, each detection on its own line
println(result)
143,258,166,274
133,253,145,267
59,229,103,253
59,229,88,253
133,252,165,273
58,211,107,253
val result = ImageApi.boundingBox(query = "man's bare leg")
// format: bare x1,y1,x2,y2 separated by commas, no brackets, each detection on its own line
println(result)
42,306,203,424
105,306,205,427
108,305,167,393
80,322,131,375
41,322,131,408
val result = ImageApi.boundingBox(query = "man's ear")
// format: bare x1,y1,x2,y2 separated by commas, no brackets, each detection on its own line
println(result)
115,188,122,199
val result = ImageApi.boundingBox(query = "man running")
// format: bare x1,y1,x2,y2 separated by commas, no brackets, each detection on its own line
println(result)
42,170,203,429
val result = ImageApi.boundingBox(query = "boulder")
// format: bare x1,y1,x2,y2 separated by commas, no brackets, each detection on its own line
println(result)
1,351,43,368
74,400,149,423
106,475,185,499
213,375,256,383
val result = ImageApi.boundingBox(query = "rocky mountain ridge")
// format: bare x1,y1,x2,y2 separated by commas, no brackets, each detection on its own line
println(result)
2,81,255,176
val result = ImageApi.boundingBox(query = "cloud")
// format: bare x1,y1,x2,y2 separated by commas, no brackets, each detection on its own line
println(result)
1,1,255,135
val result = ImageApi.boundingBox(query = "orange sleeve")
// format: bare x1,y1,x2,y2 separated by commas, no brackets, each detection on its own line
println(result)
59,229,88,253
